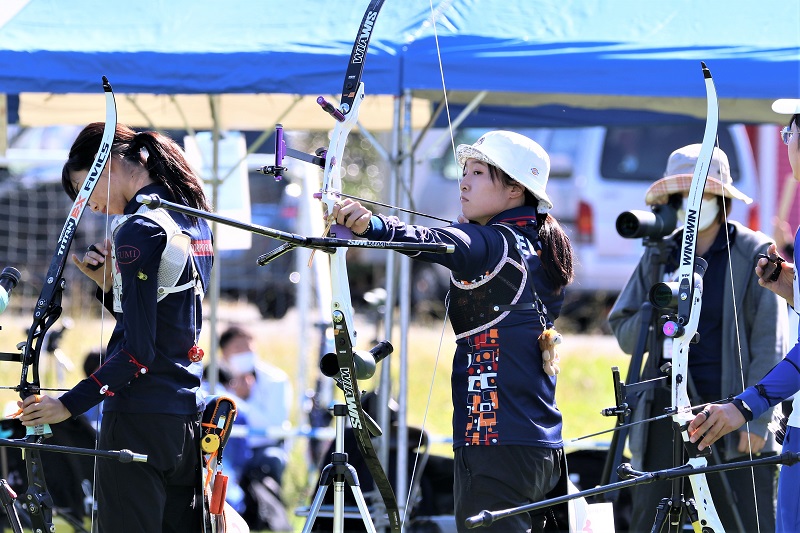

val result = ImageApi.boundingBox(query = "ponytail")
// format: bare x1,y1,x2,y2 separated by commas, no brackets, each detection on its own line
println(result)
487,164,574,290
536,211,574,291
62,123,211,224
134,130,211,217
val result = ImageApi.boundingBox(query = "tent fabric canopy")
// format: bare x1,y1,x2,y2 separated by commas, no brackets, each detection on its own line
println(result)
0,0,799,125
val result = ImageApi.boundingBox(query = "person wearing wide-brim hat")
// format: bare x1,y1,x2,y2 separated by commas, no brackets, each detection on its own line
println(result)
644,143,752,206
330,130,575,532
610,143,785,532
689,99,800,533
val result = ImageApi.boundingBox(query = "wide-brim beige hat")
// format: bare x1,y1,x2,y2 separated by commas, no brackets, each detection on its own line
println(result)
644,144,752,206
456,130,553,212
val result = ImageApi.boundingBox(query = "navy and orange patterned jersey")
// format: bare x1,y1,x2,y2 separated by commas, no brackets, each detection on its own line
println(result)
364,205,564,449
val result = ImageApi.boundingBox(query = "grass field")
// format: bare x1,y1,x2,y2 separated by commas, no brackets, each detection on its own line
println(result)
0,302,630,531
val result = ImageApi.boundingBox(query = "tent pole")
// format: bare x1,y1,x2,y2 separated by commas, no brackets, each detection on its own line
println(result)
419,90,488,161
206,94,222,394
124,95,157,130
0,94,6,156
395,88,415,523
169,95,197,137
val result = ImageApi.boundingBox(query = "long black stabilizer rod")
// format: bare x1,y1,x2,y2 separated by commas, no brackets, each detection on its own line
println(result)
0,438,147,463
136,194,455,256
465,451,800,529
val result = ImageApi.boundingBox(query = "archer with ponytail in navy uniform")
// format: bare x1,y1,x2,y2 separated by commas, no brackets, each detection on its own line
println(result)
332,130,574,532
17,123,213,532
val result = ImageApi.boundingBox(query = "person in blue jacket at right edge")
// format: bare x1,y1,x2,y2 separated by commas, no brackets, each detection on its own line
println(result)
689,99,800,533
330,130,574,532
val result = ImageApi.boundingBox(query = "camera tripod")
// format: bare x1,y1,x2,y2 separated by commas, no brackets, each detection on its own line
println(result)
598,230,756,531
302,404,379,533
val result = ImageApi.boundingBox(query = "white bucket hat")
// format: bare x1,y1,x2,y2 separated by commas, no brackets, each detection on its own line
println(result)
772,99,800,115
644,144,752,206
456,130,553,213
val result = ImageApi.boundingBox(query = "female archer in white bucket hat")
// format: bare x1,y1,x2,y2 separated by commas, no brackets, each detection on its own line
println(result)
689,99,800,533
332,130,574,532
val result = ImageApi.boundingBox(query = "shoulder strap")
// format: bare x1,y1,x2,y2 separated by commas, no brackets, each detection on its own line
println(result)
112,206,201,304
493,223,552,328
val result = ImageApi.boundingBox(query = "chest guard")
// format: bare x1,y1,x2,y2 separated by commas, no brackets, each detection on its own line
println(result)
448,225,533,339
110,205,202,313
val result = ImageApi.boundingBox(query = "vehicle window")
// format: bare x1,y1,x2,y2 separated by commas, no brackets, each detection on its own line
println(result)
600,125,740,182
544,129,579,179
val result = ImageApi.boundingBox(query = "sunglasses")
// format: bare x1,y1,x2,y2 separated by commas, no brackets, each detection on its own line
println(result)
781,126,796,145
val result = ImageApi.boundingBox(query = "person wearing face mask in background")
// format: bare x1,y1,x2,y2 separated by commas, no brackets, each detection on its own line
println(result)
608,144,785,532
217,325,293,531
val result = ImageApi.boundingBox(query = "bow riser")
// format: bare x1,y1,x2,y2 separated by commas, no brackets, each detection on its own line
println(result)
321,83,365,348
672,268,705,416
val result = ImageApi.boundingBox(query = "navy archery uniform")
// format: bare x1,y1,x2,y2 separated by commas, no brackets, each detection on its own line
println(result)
360,204,563,531
59,184,213,532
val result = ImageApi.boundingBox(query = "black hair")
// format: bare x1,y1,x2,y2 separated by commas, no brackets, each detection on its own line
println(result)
219,325,252,351
488,165,575,290
715,195,733,225
61,123,210,223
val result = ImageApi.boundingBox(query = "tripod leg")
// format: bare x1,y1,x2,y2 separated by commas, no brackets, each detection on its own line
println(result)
347,483,378,533
649,495,686,533
303,406,382,533
302,484,331,533
333,477,347,533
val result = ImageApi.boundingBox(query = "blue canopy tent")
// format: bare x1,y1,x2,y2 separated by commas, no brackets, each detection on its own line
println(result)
401,0,800,125
0,0,798,126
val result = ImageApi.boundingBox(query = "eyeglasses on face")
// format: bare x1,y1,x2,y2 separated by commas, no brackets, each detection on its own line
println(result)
781,126,796,145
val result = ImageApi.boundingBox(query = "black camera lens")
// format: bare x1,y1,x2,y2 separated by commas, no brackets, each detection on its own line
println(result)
649,282,679,309
616,203,678,240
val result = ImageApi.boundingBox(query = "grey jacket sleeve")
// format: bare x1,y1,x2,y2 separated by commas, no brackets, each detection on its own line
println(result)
608,248,659,356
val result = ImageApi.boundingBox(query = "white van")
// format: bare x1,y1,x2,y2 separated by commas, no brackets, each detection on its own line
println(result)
410,124,761,330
